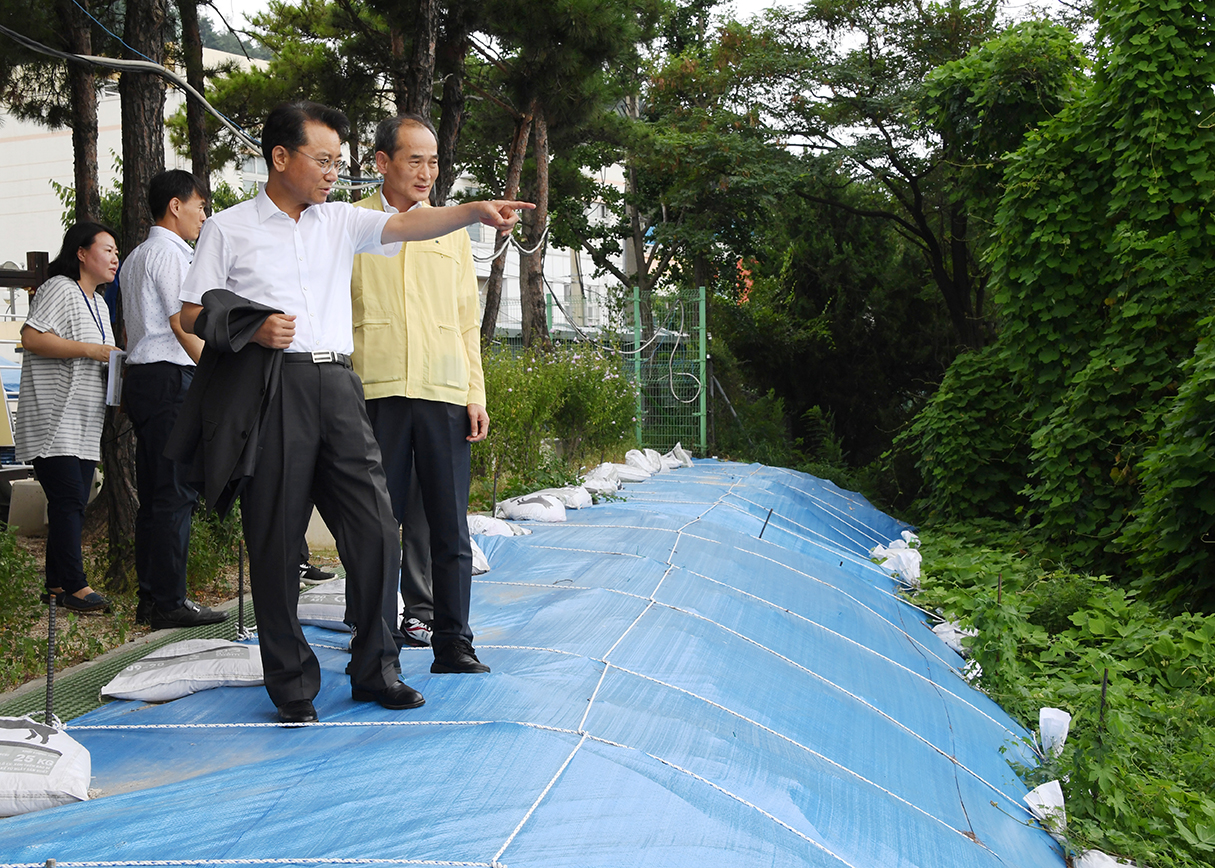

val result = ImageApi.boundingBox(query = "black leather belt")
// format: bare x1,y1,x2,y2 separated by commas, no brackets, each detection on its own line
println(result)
283,351,352,368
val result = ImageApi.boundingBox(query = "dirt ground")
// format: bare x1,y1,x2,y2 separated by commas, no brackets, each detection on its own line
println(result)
7,531,340,693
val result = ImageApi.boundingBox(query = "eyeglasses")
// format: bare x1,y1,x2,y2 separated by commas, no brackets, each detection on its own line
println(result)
288,147,346,175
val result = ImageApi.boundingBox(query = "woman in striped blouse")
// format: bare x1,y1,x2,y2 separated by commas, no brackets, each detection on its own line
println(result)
16,222,123,613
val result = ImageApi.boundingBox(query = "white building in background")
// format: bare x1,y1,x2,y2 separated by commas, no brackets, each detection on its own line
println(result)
0,47,626,335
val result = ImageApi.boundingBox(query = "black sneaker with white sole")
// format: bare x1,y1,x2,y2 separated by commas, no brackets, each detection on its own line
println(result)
300,562,338,584
400,617,433,647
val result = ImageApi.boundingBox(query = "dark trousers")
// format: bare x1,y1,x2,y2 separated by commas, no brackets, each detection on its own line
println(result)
32,456,95,595
399,470,433,622
242,360,403,707
366,396,473,649
125,362,198,611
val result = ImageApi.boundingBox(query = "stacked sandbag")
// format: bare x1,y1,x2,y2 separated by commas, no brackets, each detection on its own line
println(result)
625,448,664,474
297,579,404,631
581,463,624,495
531,486,593,510
869,533,922,590
100,639,263,702
471,538,490,575
663,442,694,468
0,717,90,817
467,515,531,537
494,493,567,522
931,621,978,657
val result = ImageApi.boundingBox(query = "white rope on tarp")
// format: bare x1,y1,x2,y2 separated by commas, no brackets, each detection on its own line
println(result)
488,533,950,674
678,567,1012,733
490,733,586,867
604,661,1027,834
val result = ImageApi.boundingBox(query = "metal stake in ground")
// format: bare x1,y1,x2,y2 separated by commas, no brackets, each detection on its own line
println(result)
45,595,56,724
758,507,774,539
238,539,245,637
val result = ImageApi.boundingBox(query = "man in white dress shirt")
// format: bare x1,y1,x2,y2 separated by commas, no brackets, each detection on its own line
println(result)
178,101,529,724
121,170,228,631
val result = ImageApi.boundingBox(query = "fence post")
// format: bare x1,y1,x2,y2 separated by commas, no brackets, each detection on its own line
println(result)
546,290,553,334
633,285,643,447
698,285,707,456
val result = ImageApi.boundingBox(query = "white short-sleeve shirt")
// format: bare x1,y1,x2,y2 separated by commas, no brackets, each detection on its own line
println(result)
121,226,194,366
15,275,110,462
181,189,398,354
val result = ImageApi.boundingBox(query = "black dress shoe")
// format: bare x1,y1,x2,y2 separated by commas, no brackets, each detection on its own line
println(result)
351,680,425,709
277,699,318,724
431,638,490,674
149,600,228,630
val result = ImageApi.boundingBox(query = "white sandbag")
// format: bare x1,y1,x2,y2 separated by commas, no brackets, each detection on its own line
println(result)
664,442,694,469
467,514,530,537
533,486,593,509
100,639,263,702
297,581,352,632
296,579,403,631
932,621,977,657
609,462,652,483
581,474,620,497
494,493,567,522
0,717,90,817
1024,780,1066,841
471,537,490,575
581,463,622,495
625,448,663,474
1039,707,1072,758
870,538,922,588
900,530,920,547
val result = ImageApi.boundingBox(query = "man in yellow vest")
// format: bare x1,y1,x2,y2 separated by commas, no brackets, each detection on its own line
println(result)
350,114,490,674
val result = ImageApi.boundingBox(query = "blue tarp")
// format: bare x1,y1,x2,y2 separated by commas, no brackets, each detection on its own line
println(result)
0,461,1063,868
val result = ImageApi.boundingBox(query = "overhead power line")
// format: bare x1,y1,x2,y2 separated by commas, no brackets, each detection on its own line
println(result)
0,21,261,155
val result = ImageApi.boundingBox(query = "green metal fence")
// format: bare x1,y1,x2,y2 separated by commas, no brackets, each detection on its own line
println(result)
628,285,707,455
486,282,708,457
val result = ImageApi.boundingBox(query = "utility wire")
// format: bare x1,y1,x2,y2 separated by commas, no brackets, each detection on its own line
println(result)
0,22,261,155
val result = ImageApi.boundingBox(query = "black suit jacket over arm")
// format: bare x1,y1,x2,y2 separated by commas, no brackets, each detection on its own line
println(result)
165,288,284,518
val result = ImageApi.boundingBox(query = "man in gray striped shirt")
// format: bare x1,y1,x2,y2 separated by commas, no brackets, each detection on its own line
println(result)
121,170,227,630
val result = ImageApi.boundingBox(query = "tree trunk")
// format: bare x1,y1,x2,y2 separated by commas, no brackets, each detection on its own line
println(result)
480,97,535,343
178,0,211,202
103,0,167,592
402,0,436,119
625,162,654,339
432,7,470,206
390,26,408,111
519,108,549,348
56,0,100,223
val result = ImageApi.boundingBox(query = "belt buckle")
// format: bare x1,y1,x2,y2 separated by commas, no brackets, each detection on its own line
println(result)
310,351,335,364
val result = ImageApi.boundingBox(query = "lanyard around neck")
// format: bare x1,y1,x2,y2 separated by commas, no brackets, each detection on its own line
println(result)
78,283,106,345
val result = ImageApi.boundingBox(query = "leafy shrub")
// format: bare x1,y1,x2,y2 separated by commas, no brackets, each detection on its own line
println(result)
1121,315,1215,608
916,520,1215,867
473,343,637,496
903,0,1215,593
187,504,244,599
549,345,638,465
898,345,1029,519
1025,571,1098,635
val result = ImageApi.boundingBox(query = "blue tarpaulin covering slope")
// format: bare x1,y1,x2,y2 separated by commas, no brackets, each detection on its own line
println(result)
0,460,1063,868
